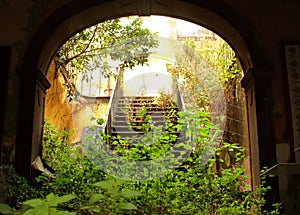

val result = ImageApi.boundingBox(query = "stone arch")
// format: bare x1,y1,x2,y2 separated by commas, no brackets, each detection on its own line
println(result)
23,0,258,74
16,0,275,192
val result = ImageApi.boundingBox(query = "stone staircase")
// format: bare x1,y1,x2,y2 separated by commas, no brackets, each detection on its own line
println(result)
108,96,181,159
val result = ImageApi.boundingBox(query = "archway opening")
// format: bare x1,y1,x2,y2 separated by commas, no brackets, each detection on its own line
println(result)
41,15,254,208
14,0,280,212
10,0,284,212
44,16,248,154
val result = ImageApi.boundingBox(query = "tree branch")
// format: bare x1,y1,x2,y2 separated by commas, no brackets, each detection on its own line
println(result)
66,24,99,64
58,65,87,104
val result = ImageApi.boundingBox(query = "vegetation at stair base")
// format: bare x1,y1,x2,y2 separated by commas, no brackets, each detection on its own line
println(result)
0,120,281,214
82,98,224,180
110,94,180,160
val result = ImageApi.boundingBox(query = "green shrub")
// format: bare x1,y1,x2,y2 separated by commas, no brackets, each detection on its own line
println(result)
37,122,107,211
0,193,76,215
0,165,39,207
124,155,277,215
1,120,281,214
80,179,141,214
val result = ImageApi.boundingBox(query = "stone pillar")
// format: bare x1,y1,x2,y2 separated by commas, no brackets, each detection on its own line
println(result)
15,69,50,179
253,69,277,169
242,69,260,189
242,66,280,209
0,46,11,165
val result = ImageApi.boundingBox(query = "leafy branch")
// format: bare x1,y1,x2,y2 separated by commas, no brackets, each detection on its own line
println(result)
65,24,98,64
54,17,159,101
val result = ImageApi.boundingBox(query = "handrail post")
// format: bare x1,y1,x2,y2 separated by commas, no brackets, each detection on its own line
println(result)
103,68,122,144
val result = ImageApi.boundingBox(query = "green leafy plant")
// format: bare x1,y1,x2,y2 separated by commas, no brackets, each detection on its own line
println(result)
80,179,141,214
39,121,143,213
126,99,151,132
1,117,281,215
38,122,107,211
0,193,76,215
0,165,39,207
152,91,176,110
124,146,280,215
100,110,280,214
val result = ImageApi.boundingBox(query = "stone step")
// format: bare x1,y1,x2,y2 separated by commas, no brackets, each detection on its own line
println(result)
112,124,167,131
109,95,182,151
109,136,182,145
111,130,180,137
116,97,177,108
114,111,177,117
116,97,155,104
113,119,173,125
114,106,179,112
108,139,187,151
118,96,156,100
113,115,168,122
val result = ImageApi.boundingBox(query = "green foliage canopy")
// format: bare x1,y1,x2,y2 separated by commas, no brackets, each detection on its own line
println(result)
55,17,159,100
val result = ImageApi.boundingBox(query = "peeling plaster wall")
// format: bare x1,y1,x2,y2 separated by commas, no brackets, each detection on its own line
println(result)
45,61,109,144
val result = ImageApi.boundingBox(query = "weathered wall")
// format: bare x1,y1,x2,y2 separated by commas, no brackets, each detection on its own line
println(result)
45,61,109,144
0,0,72,164
224,0,300,153
45,61,73,135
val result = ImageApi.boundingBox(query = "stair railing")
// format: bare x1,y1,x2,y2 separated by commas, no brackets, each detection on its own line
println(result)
173,78,193,149
103,71,121,143
174,79,185,111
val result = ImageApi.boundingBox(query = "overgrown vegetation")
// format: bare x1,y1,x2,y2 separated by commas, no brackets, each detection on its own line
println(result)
0,17,282,215
167,36,247,167
0,120,281,214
